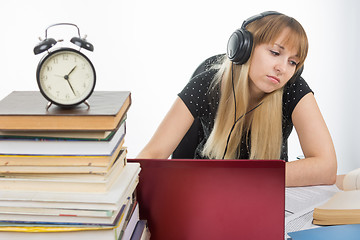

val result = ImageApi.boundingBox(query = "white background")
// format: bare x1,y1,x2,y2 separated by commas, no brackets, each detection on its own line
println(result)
1,0,359,174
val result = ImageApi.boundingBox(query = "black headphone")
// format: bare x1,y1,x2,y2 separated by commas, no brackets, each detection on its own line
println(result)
227,11,303,83
34,23,94,55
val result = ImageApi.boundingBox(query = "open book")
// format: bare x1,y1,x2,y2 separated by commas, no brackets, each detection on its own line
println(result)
313,168,360,225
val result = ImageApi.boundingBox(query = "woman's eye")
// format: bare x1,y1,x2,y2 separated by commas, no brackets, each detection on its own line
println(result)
270,50,280,56
289,60,298,66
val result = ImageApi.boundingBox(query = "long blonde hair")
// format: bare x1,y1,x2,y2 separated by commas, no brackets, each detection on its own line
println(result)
202,14,308,159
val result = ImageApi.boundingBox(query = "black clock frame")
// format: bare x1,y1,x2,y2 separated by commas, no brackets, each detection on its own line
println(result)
36,47,96,108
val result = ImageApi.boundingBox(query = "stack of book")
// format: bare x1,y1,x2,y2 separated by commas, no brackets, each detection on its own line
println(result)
0,91,149,240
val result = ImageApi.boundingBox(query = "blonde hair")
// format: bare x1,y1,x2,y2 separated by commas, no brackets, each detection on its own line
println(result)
202,14,308,159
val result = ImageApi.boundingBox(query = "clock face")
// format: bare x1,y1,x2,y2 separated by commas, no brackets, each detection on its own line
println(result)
36,48,96,107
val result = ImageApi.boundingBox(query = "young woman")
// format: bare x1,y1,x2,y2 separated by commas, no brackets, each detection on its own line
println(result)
137,12,337,187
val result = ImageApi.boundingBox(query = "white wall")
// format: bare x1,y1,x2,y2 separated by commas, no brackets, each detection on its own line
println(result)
1,0,359,174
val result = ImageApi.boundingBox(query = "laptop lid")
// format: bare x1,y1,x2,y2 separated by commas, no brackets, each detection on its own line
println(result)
128,159,285,240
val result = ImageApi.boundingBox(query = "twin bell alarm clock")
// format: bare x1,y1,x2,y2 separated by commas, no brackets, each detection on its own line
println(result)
34,23,96,108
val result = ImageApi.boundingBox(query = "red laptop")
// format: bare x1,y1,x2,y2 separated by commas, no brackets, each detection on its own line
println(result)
128,159,285,240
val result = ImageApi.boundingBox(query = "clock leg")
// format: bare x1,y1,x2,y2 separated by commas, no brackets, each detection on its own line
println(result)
84,100,90,109
46,102,53,111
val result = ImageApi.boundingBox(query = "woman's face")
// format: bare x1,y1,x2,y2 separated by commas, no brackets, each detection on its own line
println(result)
248,28,300,99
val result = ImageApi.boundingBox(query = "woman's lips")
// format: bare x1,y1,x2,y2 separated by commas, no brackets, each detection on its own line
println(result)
267,75,280,84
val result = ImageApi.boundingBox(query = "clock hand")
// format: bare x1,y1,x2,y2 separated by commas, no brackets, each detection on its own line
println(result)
65,78,77,96
59,66,78,96
67,66,77,76
63,66,77,80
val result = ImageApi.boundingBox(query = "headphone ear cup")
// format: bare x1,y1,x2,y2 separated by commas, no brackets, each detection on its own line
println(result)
70,37,94,51
33,38,57,55
227,28,253,65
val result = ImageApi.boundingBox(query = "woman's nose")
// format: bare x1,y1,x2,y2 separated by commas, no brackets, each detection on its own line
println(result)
274,59,287,74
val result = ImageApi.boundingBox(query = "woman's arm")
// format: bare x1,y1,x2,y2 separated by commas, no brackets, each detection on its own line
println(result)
137,96,194,159
286,93,337,186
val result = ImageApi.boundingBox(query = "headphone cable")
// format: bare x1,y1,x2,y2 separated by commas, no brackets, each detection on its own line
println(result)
222,63,263,159
231,63,237,124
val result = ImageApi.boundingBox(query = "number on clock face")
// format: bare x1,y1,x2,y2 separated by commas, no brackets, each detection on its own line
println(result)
37,48,96,106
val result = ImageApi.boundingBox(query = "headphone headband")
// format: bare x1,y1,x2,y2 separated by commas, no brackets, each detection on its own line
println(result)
241,11,281,29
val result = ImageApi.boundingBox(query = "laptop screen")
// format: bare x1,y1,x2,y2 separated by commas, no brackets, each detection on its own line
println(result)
128,159,285,240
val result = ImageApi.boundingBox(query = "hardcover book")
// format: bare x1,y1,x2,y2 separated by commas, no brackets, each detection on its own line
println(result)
0,197,138,240
0,162,140,211
0,138,124,168
0,149,127,192
0,121,125,157
0,91,131,131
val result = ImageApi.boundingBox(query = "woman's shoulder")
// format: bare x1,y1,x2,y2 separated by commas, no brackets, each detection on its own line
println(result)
180,68,219,94
283,76,313,117
178,68,220,118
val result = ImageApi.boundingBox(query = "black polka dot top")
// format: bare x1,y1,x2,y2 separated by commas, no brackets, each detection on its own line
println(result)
178,68,313,161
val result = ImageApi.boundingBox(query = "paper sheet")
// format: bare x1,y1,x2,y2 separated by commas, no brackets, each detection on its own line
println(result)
284,184,340,238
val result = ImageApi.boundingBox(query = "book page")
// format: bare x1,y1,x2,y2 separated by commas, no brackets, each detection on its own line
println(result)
343,168,360,191
316,190,360,209
285,185,339,237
